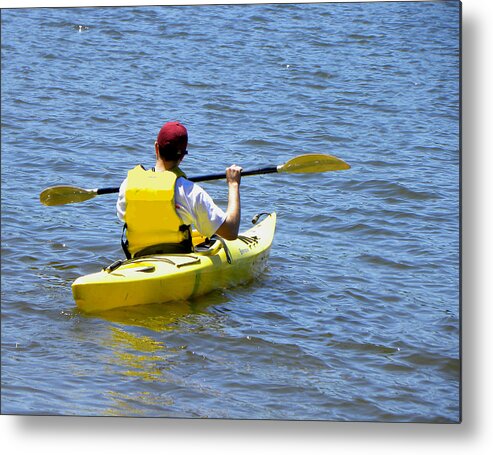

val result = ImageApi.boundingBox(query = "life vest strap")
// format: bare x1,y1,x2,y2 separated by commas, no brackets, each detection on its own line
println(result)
121,223,192,259
121,223,131,259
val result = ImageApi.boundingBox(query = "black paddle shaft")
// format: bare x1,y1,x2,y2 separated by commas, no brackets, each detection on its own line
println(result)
97,187,120,195
190,166,278,183
93,166,278,195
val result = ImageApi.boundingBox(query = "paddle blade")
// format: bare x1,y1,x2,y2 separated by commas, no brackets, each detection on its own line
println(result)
278,153,350,174
40,186,98,206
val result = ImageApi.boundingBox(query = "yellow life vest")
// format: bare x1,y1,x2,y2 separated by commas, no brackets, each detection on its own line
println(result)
123,165,191,258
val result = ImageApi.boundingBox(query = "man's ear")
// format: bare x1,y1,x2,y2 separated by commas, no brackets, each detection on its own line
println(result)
154,141,160,159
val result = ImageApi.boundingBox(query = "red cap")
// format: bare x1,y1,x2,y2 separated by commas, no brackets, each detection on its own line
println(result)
157,121,188,153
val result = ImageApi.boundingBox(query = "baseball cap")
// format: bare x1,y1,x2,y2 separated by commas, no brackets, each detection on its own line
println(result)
157,121,188,155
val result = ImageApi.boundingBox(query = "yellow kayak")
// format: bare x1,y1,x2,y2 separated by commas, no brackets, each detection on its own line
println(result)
72,212,276,313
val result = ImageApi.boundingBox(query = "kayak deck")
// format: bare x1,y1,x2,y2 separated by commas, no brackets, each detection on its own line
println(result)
72,212,276,313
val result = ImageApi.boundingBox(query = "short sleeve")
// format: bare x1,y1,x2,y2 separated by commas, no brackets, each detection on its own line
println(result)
116,178,127,222
175,178,226,238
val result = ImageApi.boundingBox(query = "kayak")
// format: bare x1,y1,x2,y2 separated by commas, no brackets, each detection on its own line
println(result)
72,212,276,313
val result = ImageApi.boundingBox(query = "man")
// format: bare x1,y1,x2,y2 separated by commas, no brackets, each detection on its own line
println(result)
117,121,242,258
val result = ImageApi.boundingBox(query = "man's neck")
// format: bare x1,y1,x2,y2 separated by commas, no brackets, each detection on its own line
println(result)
155,159,179,172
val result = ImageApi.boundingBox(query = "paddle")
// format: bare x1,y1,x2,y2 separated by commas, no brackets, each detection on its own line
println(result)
39,153,350,206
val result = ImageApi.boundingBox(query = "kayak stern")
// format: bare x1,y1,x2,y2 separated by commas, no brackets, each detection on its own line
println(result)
72,212,276,313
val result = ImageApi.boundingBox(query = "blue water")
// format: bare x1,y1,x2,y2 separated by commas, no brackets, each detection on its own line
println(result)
1,1,460,421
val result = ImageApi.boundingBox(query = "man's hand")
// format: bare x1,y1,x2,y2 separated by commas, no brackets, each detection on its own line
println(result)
225,164,242,186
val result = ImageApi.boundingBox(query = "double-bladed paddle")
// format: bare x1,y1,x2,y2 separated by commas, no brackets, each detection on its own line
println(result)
39,153,350,206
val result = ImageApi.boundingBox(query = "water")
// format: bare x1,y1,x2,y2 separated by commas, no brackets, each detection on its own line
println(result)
1,1,460,422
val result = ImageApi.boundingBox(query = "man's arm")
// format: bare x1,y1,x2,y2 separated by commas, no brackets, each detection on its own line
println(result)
215,164,242,240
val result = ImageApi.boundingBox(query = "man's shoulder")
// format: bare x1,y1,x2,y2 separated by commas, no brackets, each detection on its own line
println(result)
176,176,203,192
176,177,205,199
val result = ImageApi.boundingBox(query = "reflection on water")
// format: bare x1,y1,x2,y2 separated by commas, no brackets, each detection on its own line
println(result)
105,327,168,381
92,291,236,417
105,390,175,417
84,290,230,331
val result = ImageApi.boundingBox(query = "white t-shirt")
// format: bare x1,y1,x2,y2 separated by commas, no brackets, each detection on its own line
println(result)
116,176,226,238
